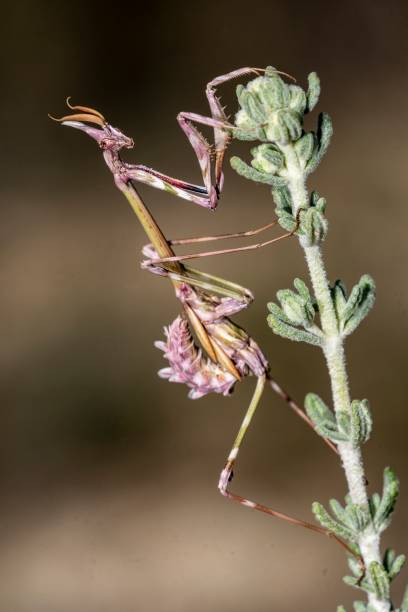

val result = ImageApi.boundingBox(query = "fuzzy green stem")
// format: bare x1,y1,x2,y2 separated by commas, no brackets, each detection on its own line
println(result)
283,147,391,612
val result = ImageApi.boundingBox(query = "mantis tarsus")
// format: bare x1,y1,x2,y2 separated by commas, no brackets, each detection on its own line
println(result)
51,67,365,568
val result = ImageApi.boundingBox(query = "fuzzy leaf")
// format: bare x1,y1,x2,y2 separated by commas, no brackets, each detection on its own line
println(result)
251,143,284,174
330,498,348,525
350,399,372,445
273,185,293,213
288,83,307,115
230,156,287,186
390,555,406,581
369,561,390,600
293,278,312,301
294,132,315,169
342,275,376,336
305,393,335,425
300,207,328,246
374,467,399,532
353,603,368,612
267,301,322,346
369,493,381,520
312,501,356,542
383,548,396,572
337,411,351,437
277,285,315,327
344,503,370,533
332,280,348,324
318,426,350,443
267,311,322,345
306,112,333,173
343,575,373,593
383,548,405,581
275,209,297,232
281,111,303,142
277,289,313,326
305,394,349,442
401,583,408,610
272,186,297,231
306,72,320,112
348,555,364,579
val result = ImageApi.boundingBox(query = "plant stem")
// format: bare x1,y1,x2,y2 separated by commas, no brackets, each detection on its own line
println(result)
284,150,391,612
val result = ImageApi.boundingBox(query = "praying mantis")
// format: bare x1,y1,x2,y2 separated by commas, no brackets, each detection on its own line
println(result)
51,67,364,565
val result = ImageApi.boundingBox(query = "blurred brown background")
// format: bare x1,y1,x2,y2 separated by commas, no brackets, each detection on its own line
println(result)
0,1,407,610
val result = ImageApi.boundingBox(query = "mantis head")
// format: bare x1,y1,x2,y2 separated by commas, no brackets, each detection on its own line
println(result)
49,98,134,152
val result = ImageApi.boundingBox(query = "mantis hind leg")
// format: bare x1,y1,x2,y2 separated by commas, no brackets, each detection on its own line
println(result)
218,375,361,569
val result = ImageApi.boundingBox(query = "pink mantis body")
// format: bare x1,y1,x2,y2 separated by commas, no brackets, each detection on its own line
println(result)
51,68,363,568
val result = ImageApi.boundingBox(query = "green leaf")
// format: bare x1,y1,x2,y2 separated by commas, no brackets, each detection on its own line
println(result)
350,400,372,445
281,110,303,142
306,72,320,112
276,284,315,327
273,185,293,212
337,606,347,612
305,393,335,427
383,548,405,581
368,493,381,520
312,501,356,543
293,278,312,301
337,411,351,437
230,156,287,186
368,561,390,600
343,575,373,593
331,280,348,324
374,467,399,532
266,310,322,345
272,186,297,231
251,143,284,174
344,503,370,532
341,275,376,336
348,555,364,579
390,555,406,580
288,83,307,115
305,394,349,442
329,498,348,524
300,207,328,246
306,112,333,173
275,209,297,232
294,132,315,169
383,548,396,572
401,583,408,610
230,157,287,187
353,603,368,612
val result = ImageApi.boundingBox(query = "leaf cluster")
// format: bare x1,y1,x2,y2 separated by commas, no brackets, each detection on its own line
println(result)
267,278,322,345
